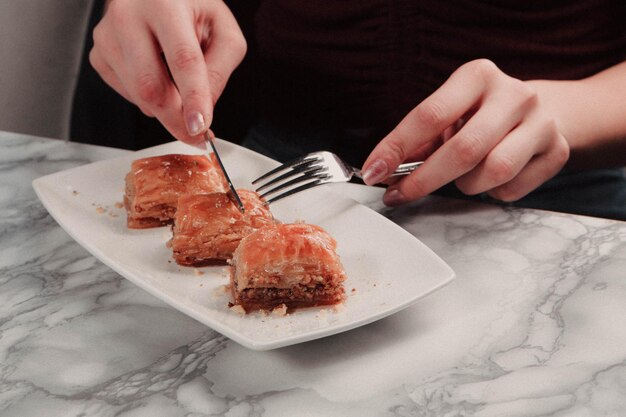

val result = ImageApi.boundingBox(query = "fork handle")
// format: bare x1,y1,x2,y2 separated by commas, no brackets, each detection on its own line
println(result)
353,161,423,179
389,161,424,176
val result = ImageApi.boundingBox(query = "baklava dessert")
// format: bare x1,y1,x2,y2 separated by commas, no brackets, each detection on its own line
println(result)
124,154,227,228
171,189,275,266
229,223,347,312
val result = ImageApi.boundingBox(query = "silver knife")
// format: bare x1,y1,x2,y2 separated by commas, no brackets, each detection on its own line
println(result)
204,130,245,213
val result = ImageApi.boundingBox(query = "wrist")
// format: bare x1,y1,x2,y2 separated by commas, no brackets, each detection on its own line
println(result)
528,77,626,170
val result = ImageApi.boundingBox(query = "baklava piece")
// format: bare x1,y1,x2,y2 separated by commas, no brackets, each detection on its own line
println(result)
124,154,227,228
230,223,347,312
171,190,275,266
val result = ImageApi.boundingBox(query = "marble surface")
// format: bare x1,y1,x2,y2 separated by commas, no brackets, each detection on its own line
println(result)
1,130,626,416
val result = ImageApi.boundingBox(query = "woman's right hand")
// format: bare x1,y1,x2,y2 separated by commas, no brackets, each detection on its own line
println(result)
89,0,247,146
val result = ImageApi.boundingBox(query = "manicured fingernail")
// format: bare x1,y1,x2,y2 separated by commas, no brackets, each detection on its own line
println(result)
186,111,205,136
362,159,388,185
383,188,406,206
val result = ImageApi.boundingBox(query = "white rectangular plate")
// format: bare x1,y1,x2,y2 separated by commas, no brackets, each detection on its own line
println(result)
32,140,455,350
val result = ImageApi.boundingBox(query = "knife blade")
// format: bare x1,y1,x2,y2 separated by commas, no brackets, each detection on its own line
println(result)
204,130,245,213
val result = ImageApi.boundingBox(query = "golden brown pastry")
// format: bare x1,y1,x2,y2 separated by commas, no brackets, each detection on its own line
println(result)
171,189,275,266
230,223,346,312
124,154,227,228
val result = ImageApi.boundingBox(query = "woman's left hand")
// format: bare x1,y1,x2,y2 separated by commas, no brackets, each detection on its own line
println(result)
361,59,570,206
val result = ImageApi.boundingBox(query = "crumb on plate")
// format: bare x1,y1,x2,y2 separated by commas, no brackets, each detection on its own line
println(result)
229,304,246,316
271,304,288,316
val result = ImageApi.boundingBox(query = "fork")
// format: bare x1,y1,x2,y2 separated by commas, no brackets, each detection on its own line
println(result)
252,151,423,204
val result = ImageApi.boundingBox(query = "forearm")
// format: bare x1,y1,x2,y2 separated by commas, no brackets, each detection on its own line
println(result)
528,60,626,170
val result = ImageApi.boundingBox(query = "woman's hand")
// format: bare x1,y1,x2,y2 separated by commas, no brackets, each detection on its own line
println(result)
89,0,246,146
361,59,570,206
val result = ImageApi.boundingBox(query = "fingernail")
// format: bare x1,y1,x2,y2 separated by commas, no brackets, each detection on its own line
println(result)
362,159,388,185
186,111,205,136
383,188,406,206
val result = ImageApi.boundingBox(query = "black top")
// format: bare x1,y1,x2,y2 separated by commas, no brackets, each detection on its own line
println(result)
254,0,626,130
71,0,626,152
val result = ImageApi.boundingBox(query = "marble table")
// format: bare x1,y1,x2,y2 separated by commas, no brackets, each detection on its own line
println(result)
1,130,626,417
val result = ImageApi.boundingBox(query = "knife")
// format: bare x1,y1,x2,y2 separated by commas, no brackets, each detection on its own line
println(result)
204,130,245,213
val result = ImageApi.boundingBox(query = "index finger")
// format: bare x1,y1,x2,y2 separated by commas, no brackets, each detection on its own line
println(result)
154,3,245,137
361,62,488,185
153,7,213,137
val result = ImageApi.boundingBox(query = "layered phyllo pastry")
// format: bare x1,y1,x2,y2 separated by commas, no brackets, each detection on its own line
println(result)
229,223,346,312
124,154,227,228
171,190,275,266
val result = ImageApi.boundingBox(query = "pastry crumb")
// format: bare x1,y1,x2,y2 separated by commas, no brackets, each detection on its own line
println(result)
72,190,79,196
271,304,288,317
333,303,345,313
95,206,106,214
213,284,229,298
114,201,124,209
229,304,246,316
193,268,204,276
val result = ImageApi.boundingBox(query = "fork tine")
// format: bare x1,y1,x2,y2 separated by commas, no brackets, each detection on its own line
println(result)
252,155,319,184
255,163,325,192
263,179,329,205
259,171,330,198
